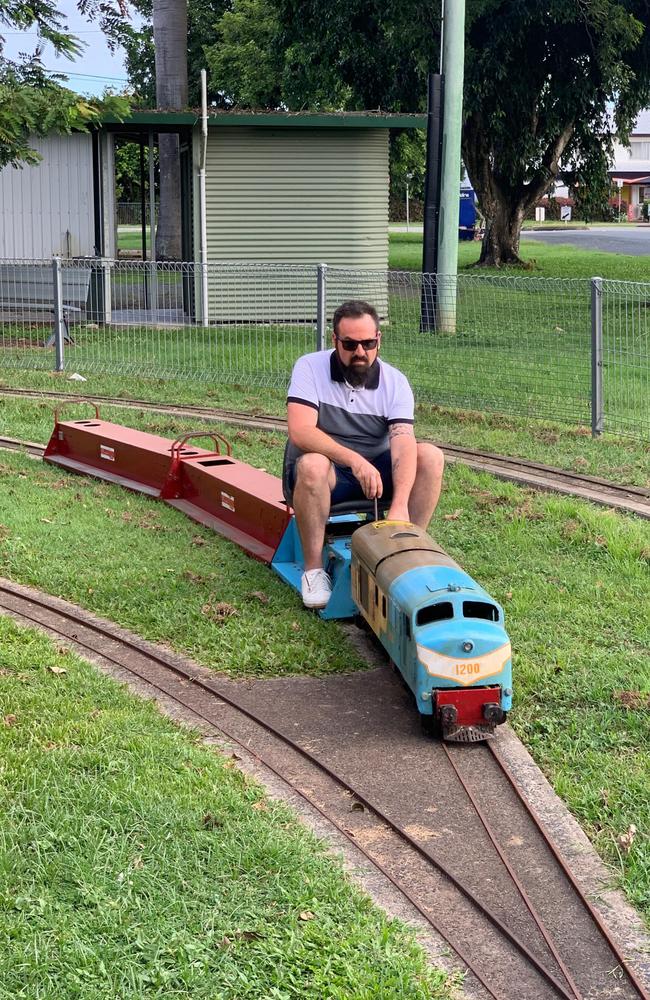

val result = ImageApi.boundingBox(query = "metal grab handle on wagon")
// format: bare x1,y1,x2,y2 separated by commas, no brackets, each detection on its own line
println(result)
170,430,233,460
54,400,101,424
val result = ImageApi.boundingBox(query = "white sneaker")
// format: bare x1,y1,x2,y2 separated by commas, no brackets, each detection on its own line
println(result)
301,568,332,609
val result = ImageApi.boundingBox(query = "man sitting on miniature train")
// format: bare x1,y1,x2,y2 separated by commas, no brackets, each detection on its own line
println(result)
284,299,445,609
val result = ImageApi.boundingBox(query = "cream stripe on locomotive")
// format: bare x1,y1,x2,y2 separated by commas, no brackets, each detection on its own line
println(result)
416,641,512,685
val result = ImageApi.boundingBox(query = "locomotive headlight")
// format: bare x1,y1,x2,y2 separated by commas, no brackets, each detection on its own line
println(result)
462,640,474,653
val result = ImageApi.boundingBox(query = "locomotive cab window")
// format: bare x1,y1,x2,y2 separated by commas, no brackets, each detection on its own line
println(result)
463,601,499,622
416,601,454,626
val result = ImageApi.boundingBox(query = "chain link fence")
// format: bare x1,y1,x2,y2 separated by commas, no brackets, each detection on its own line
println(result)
0,257,647,441
116,202,158,226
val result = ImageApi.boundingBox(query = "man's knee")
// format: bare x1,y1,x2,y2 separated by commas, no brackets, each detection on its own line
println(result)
294,452,332,490
416,442,445,483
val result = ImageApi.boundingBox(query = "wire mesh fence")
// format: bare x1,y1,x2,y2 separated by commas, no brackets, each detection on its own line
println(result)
116,202,158,226
0,257,648,441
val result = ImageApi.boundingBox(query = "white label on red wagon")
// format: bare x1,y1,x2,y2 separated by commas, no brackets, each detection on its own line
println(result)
100,444,115,462
220,491,235,511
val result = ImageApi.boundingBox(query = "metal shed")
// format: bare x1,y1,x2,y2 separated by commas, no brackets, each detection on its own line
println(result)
196,115,396,321
0,132,115,259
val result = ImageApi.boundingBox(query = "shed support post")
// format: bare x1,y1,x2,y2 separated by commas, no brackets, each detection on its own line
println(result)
52,256,65,372
316,263,327,351
590,276,604,437
102,258,112,324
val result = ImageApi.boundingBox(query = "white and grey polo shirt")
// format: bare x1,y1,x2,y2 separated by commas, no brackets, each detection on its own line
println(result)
286,350,415,462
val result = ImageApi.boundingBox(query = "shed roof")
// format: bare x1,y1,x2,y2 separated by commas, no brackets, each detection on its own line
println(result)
100,109,427,130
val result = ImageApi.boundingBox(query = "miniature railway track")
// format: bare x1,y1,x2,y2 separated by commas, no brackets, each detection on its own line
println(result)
1,387,648,518
1,579,647,1000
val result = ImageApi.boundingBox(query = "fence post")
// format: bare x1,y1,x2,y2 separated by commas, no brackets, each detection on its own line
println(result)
316,263,327,351
590,276,604,437
52,256,65,372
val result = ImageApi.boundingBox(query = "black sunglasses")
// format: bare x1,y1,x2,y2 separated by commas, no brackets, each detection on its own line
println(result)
335,336,379,352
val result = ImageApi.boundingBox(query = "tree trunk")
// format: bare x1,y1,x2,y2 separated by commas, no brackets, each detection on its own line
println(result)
478,201,527,267
153,0,188,261
462,112,575,268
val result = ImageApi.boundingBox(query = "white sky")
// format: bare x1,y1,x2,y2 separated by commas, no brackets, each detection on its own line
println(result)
1,0,142,96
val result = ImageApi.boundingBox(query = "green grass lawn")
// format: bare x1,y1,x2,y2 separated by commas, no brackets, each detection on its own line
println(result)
2,369,649,488
0,616,454,999
389,230,650,280
3,238,649,440
0,397,648,929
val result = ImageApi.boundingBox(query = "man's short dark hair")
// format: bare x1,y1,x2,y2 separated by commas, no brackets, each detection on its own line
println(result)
332,300,379,336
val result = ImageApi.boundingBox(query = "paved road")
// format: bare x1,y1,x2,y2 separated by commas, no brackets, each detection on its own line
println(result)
521,226,650,256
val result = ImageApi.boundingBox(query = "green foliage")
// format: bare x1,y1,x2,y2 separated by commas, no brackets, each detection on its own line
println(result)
0,1,130,168
463,0,650,220
123,0,230,107
204,0,284,108
115,141,139,201
390,130,426,199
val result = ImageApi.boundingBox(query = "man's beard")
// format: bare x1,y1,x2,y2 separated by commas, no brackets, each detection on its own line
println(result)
342,358,376,387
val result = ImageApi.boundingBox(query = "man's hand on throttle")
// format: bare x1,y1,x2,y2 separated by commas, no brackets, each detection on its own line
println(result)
350,456,383,499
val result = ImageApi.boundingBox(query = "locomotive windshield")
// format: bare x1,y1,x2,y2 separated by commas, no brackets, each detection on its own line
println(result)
416,602,454,626
463,601,499,621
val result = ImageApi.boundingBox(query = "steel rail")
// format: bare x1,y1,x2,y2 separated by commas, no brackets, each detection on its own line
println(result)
443,743,584,1000
1,387,647,517
487,742,650,1000
0,435,47,457
0,580,580,1000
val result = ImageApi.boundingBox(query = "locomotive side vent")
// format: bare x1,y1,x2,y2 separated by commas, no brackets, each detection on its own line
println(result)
416,601,454,626
463,601,499,621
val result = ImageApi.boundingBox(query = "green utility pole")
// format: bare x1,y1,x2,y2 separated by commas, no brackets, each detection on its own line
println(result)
437,0,465,332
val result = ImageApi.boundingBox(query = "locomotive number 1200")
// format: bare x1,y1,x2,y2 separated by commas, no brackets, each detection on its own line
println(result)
455,662,480,676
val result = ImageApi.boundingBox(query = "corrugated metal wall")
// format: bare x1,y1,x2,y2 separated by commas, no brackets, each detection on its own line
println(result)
202,127,389,322
0,134,94,259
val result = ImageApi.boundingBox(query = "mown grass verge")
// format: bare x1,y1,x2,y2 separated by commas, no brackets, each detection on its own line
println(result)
2,371,649,488
0,616,454,999
0,398,648,923
389,231,650,280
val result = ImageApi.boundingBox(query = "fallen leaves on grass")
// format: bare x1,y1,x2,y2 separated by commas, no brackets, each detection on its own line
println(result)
617,824,637,853
47,665,67,676
201,599,237,623
184,570,208,585
535,430,560,444
202,813,223,829
192,535,207,547
299,911,315,921
444,509,463,521
467,488,510,509
218,929,263,949
614,690,650,711
510,499,544,521
3,714,17,726
247,591,270,604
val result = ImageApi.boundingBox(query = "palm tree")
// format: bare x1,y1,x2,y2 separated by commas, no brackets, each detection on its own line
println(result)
153,0,188,260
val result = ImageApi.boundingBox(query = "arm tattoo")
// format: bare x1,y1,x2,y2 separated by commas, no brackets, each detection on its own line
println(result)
389,423,415,440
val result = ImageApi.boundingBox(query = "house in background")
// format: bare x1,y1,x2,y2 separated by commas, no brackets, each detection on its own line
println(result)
609,109,650,219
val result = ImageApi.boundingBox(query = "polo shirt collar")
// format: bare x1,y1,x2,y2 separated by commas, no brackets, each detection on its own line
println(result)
329,350,381,390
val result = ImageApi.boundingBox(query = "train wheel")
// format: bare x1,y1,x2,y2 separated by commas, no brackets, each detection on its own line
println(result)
421,711,442,739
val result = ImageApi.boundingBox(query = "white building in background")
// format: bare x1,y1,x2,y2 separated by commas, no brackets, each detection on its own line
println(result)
610,109,650,219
